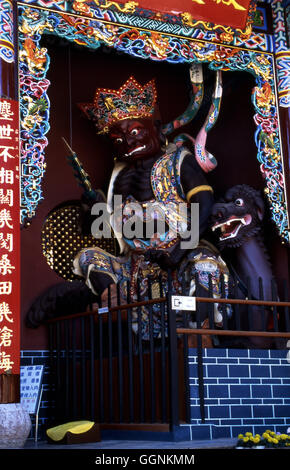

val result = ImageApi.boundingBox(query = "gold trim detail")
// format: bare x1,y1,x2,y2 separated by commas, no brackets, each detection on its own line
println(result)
186,185,213,202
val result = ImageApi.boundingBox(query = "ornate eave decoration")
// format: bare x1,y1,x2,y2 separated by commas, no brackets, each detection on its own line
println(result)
16,1,289,245
70,0,256,41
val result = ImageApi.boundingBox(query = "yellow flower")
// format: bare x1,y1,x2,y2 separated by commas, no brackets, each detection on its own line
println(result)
238,434,244,439
245,432,252,437
243,437,249,442
273,438,278,444
254,437,260,444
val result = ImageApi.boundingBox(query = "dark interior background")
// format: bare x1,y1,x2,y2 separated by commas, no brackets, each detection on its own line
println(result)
21,37,290,350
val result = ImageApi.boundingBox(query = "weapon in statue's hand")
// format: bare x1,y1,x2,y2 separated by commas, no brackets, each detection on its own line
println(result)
62,137,105,203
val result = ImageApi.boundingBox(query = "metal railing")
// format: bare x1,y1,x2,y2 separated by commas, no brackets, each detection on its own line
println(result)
46,273,290,431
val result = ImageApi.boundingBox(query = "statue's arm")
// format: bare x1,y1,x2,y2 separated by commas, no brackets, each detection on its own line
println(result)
180,153,214,237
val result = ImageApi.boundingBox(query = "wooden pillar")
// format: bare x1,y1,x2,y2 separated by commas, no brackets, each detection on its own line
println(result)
0,0,21,403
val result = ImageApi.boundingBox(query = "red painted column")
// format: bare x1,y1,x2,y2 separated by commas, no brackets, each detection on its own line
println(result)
0,0,21,403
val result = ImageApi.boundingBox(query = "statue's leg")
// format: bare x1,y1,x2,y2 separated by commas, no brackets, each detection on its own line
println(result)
73,247,130,296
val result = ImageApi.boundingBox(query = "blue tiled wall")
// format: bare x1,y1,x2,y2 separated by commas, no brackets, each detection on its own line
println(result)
180,348,290,440
21,348,290,441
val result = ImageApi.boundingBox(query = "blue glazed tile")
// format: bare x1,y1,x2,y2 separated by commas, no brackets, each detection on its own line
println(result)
202,419,220,425
239,359,259,364
261,379,282,384
264,418,286,425
188,347,198,355
270,350,289,358
227,349,249,358
243,419,264,425
240,379,261,384
260,359,280,364
190,386,200,398
273,385,290,397
189,419,200,425
204,399,219,405
230,385,251,398
249,350,270,358
217,359,238,364
263,399,283,404
284,399,290,404
31,357,48,365
232,426,255,437
220,419,242,426
172,425,191,441
208,385,229,398
190,405,203,420
219,378,240,384
203,358,217,364
284,379,290,384
212,426,231,439
189,425,211,440
253,405,273,417
229,365,250,377
274,405,290,417
252,385,272,398
22,351,42,356
20,358,32,366
221,399,241,405
253,426,271,436
271,366,290,378
250,366,270,378
209,406,230,419
207,365,228,378
204,379,218,384
206,349,227,357
241,399,262,404
188,364,206,377
231,405,252,418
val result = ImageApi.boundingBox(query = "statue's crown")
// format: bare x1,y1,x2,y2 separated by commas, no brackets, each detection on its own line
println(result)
79,76,157,134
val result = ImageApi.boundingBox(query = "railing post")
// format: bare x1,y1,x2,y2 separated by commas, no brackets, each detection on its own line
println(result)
167,271,179,430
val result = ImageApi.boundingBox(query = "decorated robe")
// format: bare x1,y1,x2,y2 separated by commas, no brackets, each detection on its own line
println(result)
73,144,229,338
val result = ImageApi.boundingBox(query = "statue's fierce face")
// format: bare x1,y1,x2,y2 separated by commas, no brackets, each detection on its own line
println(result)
109,118,161,162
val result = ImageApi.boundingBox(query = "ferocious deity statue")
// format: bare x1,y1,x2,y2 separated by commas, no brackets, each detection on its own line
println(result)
71,73,230,339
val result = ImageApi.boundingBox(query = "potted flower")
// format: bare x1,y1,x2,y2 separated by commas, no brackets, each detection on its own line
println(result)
261,430,290,448
236,432,260,449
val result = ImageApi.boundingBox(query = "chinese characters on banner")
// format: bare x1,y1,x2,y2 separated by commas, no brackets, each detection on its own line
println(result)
0,99,20,375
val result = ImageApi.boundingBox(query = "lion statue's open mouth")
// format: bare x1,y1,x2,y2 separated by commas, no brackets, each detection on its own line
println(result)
212,214,252,241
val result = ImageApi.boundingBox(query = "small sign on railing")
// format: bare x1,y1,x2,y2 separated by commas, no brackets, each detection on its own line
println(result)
98,307,109,314
171,295,196,311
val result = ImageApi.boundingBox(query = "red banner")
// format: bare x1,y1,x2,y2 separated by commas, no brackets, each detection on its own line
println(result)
122,0,252,30
0,99,20,375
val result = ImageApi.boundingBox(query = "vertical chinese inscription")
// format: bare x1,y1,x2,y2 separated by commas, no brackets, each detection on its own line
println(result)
0,98,20,374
